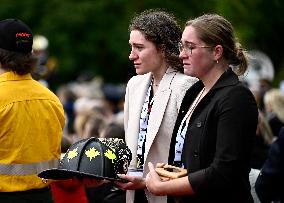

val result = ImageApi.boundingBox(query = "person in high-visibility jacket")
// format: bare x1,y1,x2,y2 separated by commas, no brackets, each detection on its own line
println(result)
0,18,65,202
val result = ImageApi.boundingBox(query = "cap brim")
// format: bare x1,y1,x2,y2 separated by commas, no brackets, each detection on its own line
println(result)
38,169,125,182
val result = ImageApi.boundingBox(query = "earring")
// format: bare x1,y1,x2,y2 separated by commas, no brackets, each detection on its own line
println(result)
216,60,219,64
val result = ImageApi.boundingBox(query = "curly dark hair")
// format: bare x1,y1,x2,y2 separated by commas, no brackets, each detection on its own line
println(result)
0,48,37,75
129,9,183,72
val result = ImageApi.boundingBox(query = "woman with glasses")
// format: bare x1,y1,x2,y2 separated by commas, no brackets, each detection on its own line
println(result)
114,10,197,203
145,13,258,203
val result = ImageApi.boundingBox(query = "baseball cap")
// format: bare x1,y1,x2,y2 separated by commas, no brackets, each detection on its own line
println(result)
38,137,132,182
0,19,33,53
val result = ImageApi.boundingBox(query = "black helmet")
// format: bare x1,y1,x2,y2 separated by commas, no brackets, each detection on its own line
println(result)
38,137,132,181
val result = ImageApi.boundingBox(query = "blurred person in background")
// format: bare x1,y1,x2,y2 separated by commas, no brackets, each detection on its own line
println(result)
32,35,49,81
71,99,112,203
0,19,65,202
56,84,77,138
32,34,58,89
81,110,108,139
100,122,125,141
255,126,284,203
145,13,258,203
115,9,197,203
102,83,126,115
86,121,127,203
263,88,284,137
249,110,275,203
251,110,275,169
73,103,110,141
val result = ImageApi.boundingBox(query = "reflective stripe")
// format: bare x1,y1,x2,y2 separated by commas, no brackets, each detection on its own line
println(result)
0,160,59,175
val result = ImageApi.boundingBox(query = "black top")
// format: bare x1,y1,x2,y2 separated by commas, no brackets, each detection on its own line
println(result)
168,68,258,203
267,112,284,137
255,127,284,203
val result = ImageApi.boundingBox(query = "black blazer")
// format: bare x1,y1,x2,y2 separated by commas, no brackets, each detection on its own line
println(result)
255,127,284,203
168,68,258,203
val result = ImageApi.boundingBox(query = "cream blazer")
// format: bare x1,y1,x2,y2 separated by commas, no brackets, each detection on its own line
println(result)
124,68,197,203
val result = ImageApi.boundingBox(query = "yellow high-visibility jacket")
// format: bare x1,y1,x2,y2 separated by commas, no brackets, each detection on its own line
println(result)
0,72,65,192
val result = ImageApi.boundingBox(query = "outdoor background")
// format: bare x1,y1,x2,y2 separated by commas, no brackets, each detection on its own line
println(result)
1,0,283,91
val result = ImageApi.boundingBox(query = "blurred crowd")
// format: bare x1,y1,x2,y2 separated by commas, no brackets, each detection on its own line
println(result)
31,35,128,203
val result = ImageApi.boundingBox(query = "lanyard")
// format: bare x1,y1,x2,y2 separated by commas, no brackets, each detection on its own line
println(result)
174,88,205,166
136,82,154,169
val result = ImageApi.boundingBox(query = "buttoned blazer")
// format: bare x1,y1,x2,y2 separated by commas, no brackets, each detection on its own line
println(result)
124,67,197,203
168,68,258,203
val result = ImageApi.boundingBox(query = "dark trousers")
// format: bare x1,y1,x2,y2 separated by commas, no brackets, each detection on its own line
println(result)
0,187,53,203
134,189,148,203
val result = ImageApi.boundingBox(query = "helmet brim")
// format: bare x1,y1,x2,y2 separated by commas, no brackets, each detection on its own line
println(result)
38,168,126,182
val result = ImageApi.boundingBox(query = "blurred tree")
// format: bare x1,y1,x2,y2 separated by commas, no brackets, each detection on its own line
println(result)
215,0,284,86
0,0,283,90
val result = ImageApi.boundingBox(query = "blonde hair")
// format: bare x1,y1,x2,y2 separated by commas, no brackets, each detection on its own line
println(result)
264,88,284,123
257,110,274,145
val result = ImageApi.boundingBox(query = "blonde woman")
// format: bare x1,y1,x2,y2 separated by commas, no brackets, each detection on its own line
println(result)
264,88,284,137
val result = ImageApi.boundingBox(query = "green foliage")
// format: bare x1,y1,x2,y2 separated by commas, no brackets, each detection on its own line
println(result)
0,0,283,89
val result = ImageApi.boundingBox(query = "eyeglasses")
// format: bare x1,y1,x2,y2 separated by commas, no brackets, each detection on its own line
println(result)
178,42,213,55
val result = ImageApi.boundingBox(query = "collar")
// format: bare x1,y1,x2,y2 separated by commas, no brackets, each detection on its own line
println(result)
158,67,178,91
0,71,32,83
193,67,239,92
165,66,178,74
210,68,239,91
179,68,241,117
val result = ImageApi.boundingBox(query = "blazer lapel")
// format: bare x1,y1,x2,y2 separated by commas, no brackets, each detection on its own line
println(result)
127,73,152,168
144,69,177,161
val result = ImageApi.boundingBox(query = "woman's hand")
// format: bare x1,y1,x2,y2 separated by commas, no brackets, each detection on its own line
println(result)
145,162,168,196
115,174,146,190
147,162,193,196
